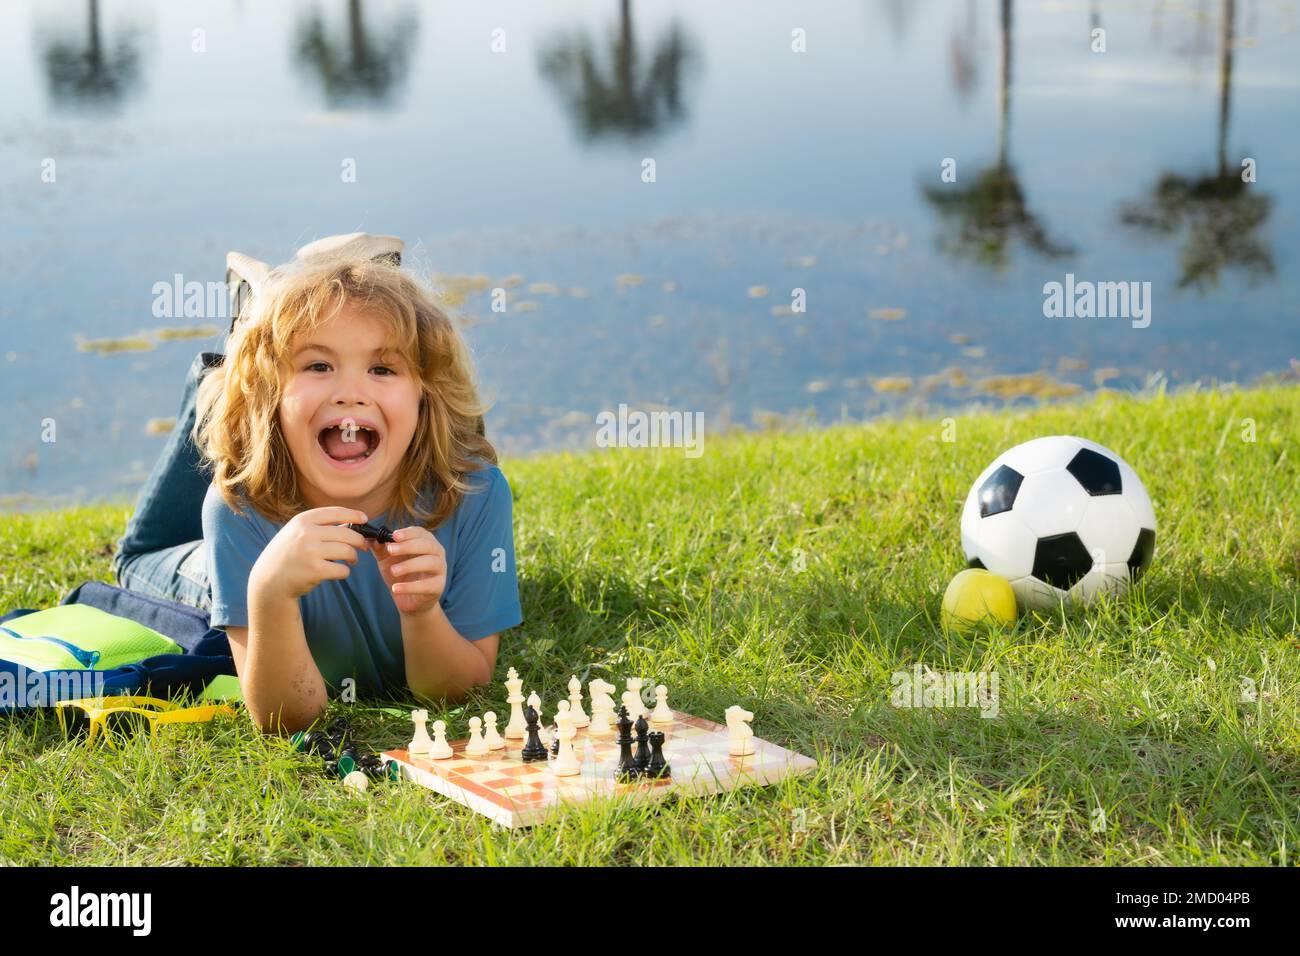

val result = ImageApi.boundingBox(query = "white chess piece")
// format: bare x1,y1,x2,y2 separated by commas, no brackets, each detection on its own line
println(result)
465,716,489,756
725,706,755,757
626,678,645,719
567,675,590,727
651,684,674,724
504,667,527,739
342,770,369,792
621,690,640,721
483,711,505,750
528,692,552,747
409,708,433,756
552,701,580,776
588,678,616,736
589,678,615,712
430,719,454,759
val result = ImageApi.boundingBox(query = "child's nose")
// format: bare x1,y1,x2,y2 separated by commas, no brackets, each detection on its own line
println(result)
331,370,373,405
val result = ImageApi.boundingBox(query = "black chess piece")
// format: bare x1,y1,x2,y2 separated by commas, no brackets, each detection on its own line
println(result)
521,704,548,762
347,522,396,544
615,705,638,781
647,731,670,779
632,714,651,772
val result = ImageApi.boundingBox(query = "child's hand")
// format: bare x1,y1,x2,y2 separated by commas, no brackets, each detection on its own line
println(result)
367,526,446,618
250,507,370,604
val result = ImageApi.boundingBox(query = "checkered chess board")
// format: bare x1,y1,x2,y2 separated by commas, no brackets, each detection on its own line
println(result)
381,710,818,828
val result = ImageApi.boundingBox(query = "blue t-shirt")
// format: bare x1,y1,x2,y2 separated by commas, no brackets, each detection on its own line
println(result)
201,465,522,696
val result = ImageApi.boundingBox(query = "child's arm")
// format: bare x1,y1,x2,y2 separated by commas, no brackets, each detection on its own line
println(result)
234,505,369,734
399,608,498,701
367,526,496,700
223,597,326,735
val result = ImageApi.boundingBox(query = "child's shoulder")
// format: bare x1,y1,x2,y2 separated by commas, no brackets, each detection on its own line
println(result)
201,482,276,535
425,460,511,530
462,459,510,495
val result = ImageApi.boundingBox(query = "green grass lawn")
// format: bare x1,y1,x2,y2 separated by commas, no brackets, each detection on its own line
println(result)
2,382,1298,865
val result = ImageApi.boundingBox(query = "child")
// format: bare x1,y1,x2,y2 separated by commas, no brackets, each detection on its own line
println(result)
113,248,520,733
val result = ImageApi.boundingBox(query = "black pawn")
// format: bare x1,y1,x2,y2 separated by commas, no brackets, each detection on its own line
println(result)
632,714,651,772
521,704,548,762
615,705,637,781
647,731,670,780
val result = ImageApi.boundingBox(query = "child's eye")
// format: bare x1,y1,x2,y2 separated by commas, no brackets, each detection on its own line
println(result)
372,365,397,376
306,361,331,372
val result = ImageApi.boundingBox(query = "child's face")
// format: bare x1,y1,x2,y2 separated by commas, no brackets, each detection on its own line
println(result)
279,301,422,513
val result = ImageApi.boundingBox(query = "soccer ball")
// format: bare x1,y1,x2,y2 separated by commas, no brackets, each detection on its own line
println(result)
960,436,1156,610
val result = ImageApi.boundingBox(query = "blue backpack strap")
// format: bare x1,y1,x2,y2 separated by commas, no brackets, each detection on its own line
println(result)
132,653,236,698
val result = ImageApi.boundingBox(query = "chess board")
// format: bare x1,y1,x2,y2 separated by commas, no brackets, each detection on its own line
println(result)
381,710,818,828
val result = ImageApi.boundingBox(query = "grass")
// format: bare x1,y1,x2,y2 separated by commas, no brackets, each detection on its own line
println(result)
1,382,1298,865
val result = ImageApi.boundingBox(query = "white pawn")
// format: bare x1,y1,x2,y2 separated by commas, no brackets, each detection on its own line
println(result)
725,706,755,757
552,701,579,776
626,678,645,719
528,692,552,747
651,684,674,724
567,675,590,728
483,711,505,750
430,719,454,759
343,770,369,792
465,716,489,756
409,708,433,756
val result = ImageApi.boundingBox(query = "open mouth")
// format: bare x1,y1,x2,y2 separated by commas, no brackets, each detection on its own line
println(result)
317,423,381,464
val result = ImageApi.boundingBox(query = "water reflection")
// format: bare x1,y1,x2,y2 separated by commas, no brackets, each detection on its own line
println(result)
1119,0,1274,291
294,0,418,108
947,0,979,107
539,0,699,141
39,0,143,108
923,0,1073,270
880,0,929,46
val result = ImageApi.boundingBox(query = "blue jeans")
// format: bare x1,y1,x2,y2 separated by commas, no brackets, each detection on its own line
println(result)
111,352,225,613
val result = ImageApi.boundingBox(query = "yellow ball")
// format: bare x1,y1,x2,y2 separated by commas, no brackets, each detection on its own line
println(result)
941,569,1017,633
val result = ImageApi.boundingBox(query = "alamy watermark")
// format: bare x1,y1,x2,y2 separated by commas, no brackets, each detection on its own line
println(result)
890,663,999,718
49,886,151,936
595,404,704,458
0,666,106,709
152,274,232,320
1042,273,1151,329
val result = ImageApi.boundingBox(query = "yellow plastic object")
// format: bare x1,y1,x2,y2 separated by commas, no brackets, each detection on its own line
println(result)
55,695,236,748
941,569,1018,633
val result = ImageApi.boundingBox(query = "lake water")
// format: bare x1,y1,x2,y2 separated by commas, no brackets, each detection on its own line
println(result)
2,0,1298,507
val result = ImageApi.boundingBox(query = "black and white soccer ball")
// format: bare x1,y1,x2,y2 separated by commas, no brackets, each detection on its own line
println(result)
960,436,1156,610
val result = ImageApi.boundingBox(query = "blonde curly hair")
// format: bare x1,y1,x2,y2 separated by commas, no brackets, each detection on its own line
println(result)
194,258,496,530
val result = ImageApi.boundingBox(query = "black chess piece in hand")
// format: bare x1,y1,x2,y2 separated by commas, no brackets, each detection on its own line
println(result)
347,522,395,544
